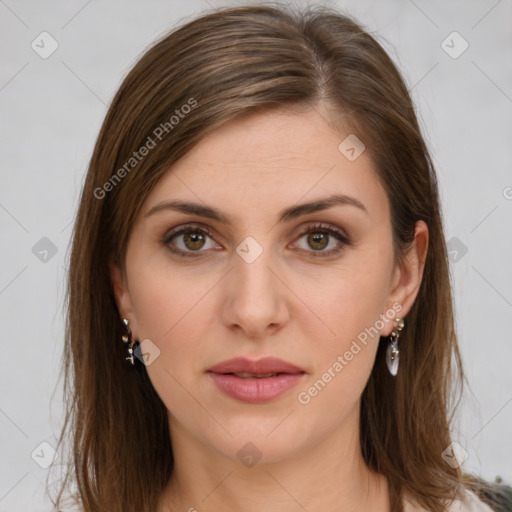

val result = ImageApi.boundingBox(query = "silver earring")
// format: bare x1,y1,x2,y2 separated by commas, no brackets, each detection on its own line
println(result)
386,317,404,376
122,318,139,366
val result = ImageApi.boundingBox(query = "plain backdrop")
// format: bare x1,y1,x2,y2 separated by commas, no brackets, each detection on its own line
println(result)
1,0,511,510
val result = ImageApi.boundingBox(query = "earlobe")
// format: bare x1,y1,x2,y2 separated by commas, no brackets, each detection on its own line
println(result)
384,220,429,334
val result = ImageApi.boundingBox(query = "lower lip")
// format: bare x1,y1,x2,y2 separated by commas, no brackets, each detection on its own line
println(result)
208,372,305,403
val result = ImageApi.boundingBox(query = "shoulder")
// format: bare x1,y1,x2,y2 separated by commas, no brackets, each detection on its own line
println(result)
403,489,495,512
446,490,496,512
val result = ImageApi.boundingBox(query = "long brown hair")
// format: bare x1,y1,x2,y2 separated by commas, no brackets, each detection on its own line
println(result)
50,4,492,511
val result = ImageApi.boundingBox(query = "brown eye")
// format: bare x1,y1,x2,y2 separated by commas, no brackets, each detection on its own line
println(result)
163,224,218,257
307,231,329,251
182,231,207,251
293,223,350,256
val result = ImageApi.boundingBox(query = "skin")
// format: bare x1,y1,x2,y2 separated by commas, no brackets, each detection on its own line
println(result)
110,105,428,512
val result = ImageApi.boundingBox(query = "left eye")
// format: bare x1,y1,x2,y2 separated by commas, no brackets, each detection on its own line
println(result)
293,224,349,255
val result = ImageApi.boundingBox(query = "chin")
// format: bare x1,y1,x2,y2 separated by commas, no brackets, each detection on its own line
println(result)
201,418,310,467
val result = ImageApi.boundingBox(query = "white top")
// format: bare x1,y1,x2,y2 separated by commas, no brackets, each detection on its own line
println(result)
404,489,495,512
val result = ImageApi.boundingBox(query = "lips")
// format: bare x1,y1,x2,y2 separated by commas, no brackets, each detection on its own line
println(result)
208,356,305,375
207,357,306,403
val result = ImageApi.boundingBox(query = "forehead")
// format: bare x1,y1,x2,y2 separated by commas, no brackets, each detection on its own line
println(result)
142,108,388,222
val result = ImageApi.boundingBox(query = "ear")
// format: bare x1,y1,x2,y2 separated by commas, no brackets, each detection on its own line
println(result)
109,262,136,327
382,220,429,336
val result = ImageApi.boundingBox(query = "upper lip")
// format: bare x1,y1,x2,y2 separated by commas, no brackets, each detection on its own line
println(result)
208,357,305,374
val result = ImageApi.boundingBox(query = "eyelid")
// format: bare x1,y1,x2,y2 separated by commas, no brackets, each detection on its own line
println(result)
294,222,349,243
163,222,213,240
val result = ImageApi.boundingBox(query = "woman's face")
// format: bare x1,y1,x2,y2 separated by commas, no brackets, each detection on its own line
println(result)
111,106,425,466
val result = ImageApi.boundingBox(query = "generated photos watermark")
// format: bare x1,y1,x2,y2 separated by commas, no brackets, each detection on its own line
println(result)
94,97,198,200
297,302,403,405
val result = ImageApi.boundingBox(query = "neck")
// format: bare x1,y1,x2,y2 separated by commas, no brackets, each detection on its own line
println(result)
157,413,390,512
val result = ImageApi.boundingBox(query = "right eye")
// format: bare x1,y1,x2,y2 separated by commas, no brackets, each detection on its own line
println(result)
162,224,220,257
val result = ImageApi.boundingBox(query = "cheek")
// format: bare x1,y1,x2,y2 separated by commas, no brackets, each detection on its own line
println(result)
128,254,217,342
127,266,215,426
124,258,217,422
294,279,389,423
124,223,215,341
316,253,393,348
301,251,393,398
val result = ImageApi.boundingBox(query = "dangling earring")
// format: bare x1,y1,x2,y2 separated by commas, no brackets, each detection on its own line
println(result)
122,318,140,366
386,317,404,376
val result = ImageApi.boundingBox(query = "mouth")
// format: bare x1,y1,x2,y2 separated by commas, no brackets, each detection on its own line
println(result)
207,357,306,403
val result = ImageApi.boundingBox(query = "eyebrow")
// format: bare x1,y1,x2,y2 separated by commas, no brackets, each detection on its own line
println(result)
145,194,368,224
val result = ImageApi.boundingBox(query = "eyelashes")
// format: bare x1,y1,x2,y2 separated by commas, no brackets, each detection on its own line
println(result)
161,222,350,258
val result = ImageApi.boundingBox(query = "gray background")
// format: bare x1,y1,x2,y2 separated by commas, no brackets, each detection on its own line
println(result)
1,0,511,510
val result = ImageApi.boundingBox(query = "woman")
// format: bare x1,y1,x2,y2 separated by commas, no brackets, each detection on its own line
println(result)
51,4,510,512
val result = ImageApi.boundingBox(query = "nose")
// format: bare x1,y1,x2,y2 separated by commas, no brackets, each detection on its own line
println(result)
221,241,290,339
